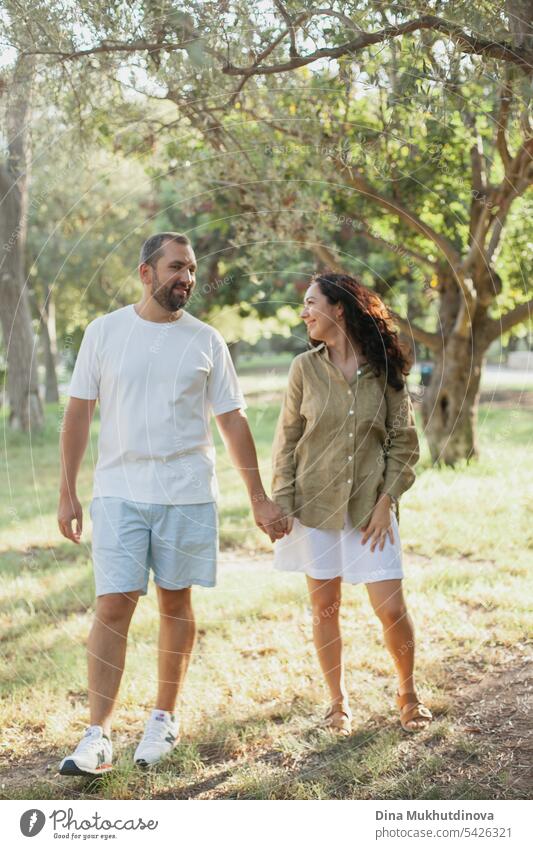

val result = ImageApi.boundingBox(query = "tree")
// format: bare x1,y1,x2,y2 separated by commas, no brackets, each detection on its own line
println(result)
9,0,533,458
207,1,533,463
0,54,43,430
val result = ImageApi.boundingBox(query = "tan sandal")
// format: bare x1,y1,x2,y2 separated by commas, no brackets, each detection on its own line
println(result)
322,702,352,736
396,691,432,732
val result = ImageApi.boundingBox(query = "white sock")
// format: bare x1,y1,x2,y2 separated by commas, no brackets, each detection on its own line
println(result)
151,708,177,723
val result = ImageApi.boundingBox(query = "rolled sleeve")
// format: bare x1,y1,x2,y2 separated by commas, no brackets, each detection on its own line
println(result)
381,382,420,500
68,319,101,400
271,358,304,515
207,333,247,415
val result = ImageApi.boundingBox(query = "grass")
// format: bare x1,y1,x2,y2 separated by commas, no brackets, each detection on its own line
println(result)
0,371,532,800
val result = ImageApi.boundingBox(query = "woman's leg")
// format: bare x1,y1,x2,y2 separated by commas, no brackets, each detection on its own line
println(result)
306,576,348,708
365,579,428,729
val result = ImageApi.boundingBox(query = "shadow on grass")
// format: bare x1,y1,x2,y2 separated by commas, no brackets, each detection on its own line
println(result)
2,707,398,801
1,566,93,625
3,656,530,801
0,567,94,695
0,542,91,579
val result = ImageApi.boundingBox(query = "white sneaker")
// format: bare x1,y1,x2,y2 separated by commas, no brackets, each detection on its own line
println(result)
59,725,113,776
134,709,180,767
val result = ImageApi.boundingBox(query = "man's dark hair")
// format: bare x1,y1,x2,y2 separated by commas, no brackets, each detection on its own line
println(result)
139,232,191,268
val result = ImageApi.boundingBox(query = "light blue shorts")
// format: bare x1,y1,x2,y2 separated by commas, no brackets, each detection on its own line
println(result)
90,498,218,597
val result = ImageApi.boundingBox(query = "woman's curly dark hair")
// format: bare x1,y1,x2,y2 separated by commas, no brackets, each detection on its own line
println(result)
310,272,410,390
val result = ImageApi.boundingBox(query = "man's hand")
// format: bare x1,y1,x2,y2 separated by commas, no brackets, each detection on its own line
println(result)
251,492,288,542
58,491,83,544
360,494,394,553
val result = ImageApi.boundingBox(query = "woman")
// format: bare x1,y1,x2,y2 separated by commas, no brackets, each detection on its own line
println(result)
272,272,432,735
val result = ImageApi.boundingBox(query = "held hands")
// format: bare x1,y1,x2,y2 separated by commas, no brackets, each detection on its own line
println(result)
360,494,394,553
251,492,291,542
58,491,83,544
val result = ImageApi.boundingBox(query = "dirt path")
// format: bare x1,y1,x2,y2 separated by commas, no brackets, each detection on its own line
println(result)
447,656,532,797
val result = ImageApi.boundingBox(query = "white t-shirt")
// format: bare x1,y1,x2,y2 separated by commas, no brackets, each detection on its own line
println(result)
68,305,246,505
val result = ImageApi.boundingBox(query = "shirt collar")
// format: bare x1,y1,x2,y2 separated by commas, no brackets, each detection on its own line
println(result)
310,342,374,377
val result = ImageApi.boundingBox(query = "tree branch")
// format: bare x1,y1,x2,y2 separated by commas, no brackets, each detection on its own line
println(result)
470,131,486,194
340,163,463,269
486,297,533,341
311,242,346,272
486,135,533,261
345,216,439,270
224,10,311,108
391,314,442,351
466,123,489,257
25,14,533,72
496,72,514,173
274,1,299,58
23,38,193,60
313,8,365,32
222,15,533,76
337,160,478,336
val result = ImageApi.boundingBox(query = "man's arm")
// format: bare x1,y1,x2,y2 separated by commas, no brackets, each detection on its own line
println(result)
58,397,97,543
215,408,288,542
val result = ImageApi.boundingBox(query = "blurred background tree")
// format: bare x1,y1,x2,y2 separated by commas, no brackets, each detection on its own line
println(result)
0,0,531,464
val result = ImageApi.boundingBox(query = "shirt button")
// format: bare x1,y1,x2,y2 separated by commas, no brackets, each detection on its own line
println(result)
357,368,362,375
348,455,353,461
349,410,354,415
347,390,351,395
349,432,354,437
347,478,352,484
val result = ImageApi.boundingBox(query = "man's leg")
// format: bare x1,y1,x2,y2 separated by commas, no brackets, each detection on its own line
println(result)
87,591,141,736
155,586,196,711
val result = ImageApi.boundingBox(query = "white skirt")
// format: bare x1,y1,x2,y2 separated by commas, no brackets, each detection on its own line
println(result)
273,510,403,585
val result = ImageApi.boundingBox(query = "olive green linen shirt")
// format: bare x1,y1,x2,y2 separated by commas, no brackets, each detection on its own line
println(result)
271,343,420,530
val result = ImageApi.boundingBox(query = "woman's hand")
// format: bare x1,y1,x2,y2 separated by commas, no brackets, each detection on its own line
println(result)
360,494,394,552
251,493,288,542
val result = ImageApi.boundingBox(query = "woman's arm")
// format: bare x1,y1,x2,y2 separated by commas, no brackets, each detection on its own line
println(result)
380,381,420,500
271,358,305,517
361,381,419,552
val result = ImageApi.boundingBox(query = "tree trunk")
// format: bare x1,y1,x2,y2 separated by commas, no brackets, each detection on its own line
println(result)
421,278,493,465
227,339,240,366
40,286,59,403
506,0,533,50
0,55,43,431
422,336,484,464
0,255,43,430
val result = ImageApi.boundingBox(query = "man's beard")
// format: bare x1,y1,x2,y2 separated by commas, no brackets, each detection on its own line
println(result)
151,269,192,312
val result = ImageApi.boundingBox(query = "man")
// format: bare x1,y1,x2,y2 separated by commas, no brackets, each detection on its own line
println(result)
57,232,287,775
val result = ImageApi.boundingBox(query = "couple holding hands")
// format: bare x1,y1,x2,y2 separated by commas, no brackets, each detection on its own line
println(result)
57,232,431,777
